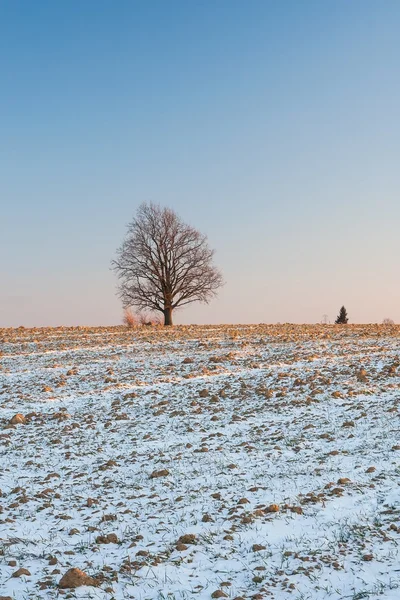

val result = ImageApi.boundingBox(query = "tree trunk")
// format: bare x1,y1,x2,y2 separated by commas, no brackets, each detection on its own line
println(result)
164,307,173,326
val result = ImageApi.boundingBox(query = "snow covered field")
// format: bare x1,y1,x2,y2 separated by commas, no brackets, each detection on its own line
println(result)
1,324,400,600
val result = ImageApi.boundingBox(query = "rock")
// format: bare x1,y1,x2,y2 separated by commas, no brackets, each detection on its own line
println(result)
10,413,26,425
96,533,119,544
362,554,373,561
12,568,31,577
177,533,196,545
211,591,228,599
149,469,170,478
202,513,214,522
101,513,117,522
290,505,303,514
252,544,266,551
175,542,188,551
58,568,97,588
356,369,368,382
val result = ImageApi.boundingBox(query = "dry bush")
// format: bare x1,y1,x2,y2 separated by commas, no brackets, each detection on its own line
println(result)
122,308,137,328
382,318,395,325
138,312,162,326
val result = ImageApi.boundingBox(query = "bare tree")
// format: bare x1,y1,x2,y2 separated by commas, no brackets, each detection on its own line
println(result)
382,318,395,325
112,203,224,326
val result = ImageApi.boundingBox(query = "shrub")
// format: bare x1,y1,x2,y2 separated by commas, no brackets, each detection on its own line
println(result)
122,308,137,328
138,312,162,326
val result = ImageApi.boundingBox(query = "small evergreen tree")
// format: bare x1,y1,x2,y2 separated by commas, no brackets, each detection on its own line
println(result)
335,306,349,324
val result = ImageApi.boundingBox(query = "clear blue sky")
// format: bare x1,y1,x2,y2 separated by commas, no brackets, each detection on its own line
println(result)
1,0,399,326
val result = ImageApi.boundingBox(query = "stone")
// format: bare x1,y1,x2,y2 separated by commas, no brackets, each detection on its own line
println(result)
10,414,26,425
177,533,196,545
265,503,279,513
58,568,97,588
211,591,228,599
149,469,170,478
12,568,31,577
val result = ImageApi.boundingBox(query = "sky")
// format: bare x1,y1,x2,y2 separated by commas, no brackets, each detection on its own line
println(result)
1,0,400,327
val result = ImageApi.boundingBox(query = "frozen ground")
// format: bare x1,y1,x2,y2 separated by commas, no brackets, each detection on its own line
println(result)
1,324,400,600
